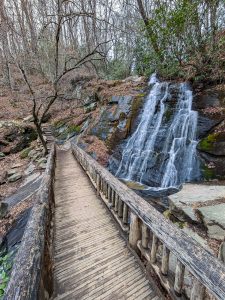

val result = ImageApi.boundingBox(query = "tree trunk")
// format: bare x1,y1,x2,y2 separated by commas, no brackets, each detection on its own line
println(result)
33,117,48,155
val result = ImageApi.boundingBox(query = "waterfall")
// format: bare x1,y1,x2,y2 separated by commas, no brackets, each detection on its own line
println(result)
115,74,199,190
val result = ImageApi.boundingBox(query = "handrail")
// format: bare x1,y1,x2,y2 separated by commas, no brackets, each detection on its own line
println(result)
3,144,56,300
72,143,225,300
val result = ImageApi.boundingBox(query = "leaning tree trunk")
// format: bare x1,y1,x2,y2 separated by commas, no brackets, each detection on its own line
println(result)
33,116,48,155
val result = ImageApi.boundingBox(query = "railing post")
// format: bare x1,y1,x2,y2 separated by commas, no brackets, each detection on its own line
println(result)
190,280,205,300
114,194,119,212
150,234,158,263
107,185,111,203
122,203,128,224
96,174,100,196
174,260,185,296
118,199,123,218
161,244,170,276
141,223,149,249
111,190,115,207
129,212,141,252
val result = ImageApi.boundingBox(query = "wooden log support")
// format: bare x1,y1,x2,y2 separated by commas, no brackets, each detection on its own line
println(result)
174,260,185,296
108,186,112,204
96,174,100,196
141,223,149,249
104,181,107,197
114,194,119,212
100,178,103,192
111,190,115,207
161,244,170,276
118,198,123,218
129,212,141,251
123,203,128,224
190,279,205,300
150,234,158,263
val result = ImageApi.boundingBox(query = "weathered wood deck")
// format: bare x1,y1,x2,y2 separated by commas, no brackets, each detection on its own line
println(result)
53,149,162,300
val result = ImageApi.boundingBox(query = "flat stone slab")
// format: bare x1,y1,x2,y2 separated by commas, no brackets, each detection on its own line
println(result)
169,183,225,240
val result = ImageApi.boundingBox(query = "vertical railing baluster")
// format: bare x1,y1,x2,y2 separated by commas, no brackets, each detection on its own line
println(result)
96,174,100,196
114,194,119,212
118,198,123,218
122,203,128,224
161,244,170,276
111,190,115,207
129,212,141,252
141,223,149,249
190,279,205,300
150,234,158,263
174,260,185,296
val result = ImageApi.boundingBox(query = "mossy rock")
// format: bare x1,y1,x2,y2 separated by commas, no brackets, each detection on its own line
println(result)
198,133,218,151
20,147,32,159
198,132,225,155
67,125,81,135
202,166,216,180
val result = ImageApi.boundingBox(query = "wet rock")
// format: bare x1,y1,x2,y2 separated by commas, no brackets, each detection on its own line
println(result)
199,151,225,180
196,114,221,139
198,132,225,156
8,173,22,182
108,95,134,121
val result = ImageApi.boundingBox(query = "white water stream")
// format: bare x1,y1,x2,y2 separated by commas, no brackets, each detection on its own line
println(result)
116,74,199,190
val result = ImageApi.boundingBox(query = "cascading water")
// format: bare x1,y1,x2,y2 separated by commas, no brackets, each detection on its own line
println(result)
115,74,199,192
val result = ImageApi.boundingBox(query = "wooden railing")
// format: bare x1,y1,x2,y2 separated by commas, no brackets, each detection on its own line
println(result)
72,143,225,300
3,145,56,300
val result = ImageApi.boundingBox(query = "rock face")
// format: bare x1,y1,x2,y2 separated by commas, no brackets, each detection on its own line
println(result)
0,122,37,155
193,85,225,180
78,93,145,164
169,183,225,240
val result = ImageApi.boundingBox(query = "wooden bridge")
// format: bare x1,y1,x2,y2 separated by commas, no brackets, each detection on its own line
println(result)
54,149,161,299
3,141,225,300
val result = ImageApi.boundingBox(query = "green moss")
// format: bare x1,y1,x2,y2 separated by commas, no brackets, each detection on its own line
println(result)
163,209,172,219
203,166,215,180
67,125,81,134
20,147,31,159
198,133,218,151
54,120,66,129
174,221,187,229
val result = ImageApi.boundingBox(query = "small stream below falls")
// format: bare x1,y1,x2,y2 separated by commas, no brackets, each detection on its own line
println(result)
111,74,201,197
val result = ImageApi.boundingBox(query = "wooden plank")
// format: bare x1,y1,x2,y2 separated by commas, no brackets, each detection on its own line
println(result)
72,144,225,300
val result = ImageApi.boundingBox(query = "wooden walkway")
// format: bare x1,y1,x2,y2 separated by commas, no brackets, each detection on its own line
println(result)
53,149,162,300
